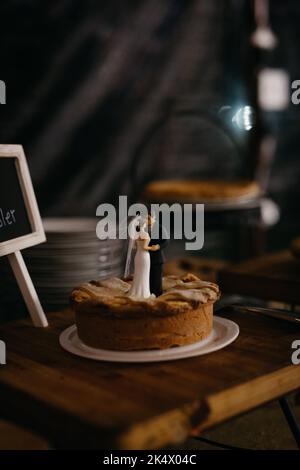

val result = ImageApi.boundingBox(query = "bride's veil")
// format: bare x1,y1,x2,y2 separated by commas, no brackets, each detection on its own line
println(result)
124,215,141,278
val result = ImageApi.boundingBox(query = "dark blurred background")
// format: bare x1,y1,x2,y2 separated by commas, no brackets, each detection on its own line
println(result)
1,2,300,448
0,0,300,215
0,0,300,245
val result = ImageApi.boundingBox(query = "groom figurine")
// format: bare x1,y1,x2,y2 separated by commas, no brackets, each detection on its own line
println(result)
147,214,168,297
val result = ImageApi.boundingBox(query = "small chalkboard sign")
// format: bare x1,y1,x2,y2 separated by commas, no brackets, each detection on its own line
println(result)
0,145,48,327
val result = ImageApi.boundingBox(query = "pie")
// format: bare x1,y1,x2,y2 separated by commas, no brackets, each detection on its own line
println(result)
141,179,260,202
70,273,220,351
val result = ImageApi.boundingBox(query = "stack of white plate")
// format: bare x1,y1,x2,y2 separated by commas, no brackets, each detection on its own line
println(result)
0,218,125,311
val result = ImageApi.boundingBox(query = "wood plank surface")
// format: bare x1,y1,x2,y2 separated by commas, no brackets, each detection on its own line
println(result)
218,251,300,304
0,308,299,449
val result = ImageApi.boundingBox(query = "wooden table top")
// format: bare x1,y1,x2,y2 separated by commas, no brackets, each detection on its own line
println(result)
218,250,300,304
0,308,299,449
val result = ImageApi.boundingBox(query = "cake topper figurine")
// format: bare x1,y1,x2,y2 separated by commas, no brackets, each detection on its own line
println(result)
147,214,168,297
125,214,168,299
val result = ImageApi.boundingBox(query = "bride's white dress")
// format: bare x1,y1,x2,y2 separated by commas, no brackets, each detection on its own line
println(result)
128,237,151,299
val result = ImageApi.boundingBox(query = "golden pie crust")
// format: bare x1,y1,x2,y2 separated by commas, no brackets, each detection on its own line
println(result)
70,273,220,351
142,179,260,202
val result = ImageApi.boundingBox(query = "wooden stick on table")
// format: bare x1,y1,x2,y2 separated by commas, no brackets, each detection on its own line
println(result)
8,251,48,327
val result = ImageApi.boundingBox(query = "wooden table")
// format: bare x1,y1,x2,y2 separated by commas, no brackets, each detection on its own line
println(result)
0,308,299,449
218,250,300,305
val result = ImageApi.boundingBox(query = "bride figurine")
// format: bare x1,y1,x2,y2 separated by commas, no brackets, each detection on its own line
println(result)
127,216,159,299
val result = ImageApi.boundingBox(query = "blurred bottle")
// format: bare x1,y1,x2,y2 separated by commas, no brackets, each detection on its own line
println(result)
248,0,289,193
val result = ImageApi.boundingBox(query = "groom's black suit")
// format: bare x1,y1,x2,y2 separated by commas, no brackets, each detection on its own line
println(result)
148,224,168,297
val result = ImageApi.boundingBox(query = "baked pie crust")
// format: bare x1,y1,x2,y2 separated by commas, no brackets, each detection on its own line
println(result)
142,179,260,202
70,273,220,351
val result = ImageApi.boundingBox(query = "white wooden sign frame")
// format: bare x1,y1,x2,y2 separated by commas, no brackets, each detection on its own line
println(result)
0,145,48,327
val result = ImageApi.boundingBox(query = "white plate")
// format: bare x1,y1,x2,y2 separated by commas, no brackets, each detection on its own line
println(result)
203,197,261,212
42,217,98,233
59,316,239,363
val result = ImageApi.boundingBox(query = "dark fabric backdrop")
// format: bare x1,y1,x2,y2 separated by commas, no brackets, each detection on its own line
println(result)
0,0,300,218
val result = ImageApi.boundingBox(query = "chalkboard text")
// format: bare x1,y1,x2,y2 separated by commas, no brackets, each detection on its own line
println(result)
0,208,16,229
